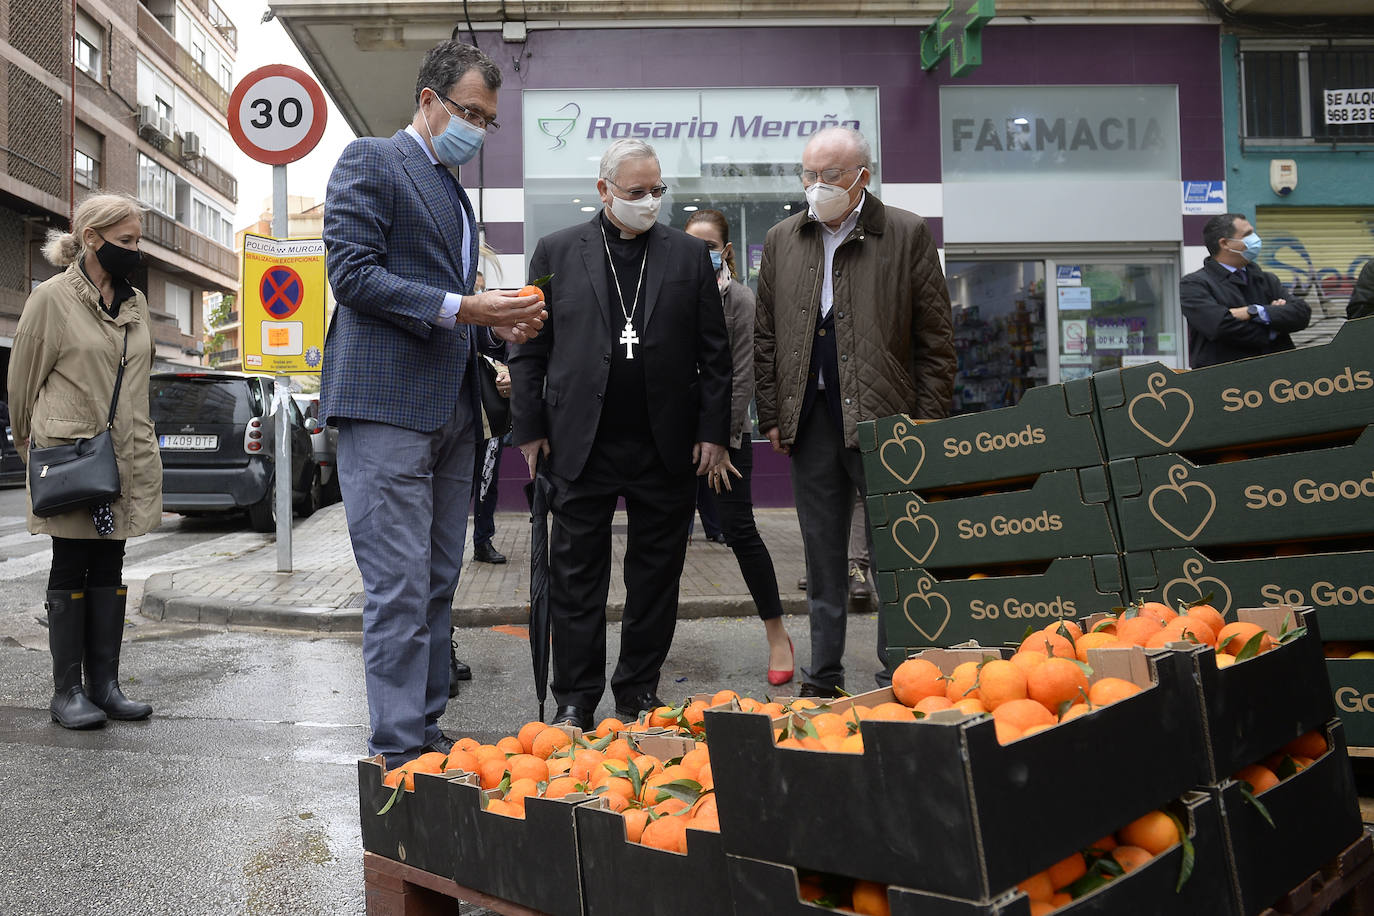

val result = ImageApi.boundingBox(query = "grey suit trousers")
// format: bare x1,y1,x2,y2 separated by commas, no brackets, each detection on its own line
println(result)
337,395,476,758
790,401,886,690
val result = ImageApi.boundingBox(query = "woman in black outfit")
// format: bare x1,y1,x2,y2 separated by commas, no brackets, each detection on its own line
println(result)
685,210,794,685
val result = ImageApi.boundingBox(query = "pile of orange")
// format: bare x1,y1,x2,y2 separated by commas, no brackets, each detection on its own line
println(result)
378,713,721,855
792,871,892,916
1082,600,1280,666
1015,807,1184,914
1232,728,1330,797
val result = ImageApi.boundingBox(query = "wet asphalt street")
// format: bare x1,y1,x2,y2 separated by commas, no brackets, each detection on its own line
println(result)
0,605,878,914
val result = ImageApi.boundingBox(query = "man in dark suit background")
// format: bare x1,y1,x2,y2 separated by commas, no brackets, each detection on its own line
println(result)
509,139,732,731
322,41,545,765
1181,212,1310,368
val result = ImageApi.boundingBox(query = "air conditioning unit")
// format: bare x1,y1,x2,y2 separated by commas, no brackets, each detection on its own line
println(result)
137,104,160,140
156,117,173,141
181,131,201,160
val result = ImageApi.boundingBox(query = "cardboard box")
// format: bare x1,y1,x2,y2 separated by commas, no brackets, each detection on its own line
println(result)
1188,606,1333,781
876,554,1125,649
857,380,1103,496
703,647,1208,898
357,758,461,878
1093,316,1374,461
446,778,594,916
1108,427,1374,552
867,466,1118,573
1323,658,1374,747
724,792,1236,916
575,804,731,916
1123,547,1374,640
1214,718,1363,916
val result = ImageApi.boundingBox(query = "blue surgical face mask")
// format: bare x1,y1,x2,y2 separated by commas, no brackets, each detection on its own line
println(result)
1238,231,1262,262
423,88,485,167
709,250,723,271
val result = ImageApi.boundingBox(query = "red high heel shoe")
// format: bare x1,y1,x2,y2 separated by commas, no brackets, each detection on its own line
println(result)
767,638,795,687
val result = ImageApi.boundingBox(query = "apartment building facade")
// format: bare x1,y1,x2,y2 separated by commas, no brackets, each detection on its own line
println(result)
0,0,239,394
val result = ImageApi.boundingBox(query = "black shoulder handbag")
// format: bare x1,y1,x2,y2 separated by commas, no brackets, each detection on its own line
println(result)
28,328,128,518
477,355,511,438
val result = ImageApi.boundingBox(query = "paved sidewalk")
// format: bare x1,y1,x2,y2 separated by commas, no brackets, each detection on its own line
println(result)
141,503,814,630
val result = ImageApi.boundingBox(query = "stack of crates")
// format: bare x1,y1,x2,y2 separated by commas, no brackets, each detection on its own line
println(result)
1096,317,1374,745
859,381,1123,656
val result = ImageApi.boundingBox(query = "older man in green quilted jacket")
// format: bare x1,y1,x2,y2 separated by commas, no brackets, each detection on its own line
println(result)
754,125,956,697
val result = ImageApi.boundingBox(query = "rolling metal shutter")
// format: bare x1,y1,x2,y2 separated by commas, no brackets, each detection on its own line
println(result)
1255,206,1374,348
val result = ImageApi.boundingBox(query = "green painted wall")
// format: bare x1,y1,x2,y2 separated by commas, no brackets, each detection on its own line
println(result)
1220,34,1374,215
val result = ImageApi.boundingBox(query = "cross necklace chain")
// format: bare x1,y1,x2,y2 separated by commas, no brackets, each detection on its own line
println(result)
601,226,648,359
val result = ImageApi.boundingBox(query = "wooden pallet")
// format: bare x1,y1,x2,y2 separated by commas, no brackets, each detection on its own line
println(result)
363,852,551,916
1260,830,1374,916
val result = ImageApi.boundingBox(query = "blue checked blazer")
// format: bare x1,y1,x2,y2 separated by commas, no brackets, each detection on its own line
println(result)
320,129,494,432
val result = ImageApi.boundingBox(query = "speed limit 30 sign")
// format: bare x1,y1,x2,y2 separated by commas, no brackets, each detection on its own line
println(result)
229,64,328,165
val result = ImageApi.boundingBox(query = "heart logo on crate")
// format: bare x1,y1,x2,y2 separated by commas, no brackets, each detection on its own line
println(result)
891,499,940,565
879,420,926,485
1161,556,1234,614
902,574,951,642
1147,464,1217,542
1128,372,1195,448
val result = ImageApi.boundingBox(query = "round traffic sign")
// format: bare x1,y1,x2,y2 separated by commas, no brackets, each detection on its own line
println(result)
260,265,304,319
229,64,328,165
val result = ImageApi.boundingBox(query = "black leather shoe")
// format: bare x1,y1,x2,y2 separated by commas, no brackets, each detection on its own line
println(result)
473,542,507,564
550,705,593,732
615,691,665,721
797,682,844,699
450,649,472,682
422,732,455,755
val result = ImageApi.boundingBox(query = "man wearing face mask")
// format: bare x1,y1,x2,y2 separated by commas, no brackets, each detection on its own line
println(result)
321,41,547,767
754,126,956,697
1181,213,1310,368
508,139,731,732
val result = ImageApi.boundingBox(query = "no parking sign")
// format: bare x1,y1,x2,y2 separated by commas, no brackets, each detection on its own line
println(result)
241,233,327,374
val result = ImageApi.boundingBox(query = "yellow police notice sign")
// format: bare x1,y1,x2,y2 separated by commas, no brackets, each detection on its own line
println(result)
241,233,327,374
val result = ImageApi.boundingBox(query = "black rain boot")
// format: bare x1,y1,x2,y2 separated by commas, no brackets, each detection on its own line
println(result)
85,585,152,721
46,590,107,729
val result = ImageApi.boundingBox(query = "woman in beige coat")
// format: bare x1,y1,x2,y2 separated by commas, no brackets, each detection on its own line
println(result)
9,193,162,729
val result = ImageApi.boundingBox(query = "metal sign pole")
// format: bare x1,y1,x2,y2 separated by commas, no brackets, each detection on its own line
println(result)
273,163,292,572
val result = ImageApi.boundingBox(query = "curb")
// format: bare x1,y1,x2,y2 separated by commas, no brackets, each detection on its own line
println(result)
141,572,816,632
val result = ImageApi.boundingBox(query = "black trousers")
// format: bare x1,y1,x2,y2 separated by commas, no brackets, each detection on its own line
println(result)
547,433,696,711
49,537,126,590
713,441,784,620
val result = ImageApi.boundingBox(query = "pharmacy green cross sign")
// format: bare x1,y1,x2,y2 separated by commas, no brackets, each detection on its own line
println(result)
921,0,996,77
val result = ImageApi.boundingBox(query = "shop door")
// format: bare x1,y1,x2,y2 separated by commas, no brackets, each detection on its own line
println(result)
1046,258,1181,382
945,255,1180,414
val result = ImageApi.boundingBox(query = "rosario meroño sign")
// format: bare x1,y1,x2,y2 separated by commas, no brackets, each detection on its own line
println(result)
523,87,879,180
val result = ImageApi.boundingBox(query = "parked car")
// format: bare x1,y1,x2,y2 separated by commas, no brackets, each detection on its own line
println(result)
292,393,340,504
149,371,320,531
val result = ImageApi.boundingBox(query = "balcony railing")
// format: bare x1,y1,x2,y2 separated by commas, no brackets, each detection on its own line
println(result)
142,209,237,278
208,0,237,52
174,134,237,201
207,347,239,365
137,4,178,70
210,310,239,328
175,46,229,114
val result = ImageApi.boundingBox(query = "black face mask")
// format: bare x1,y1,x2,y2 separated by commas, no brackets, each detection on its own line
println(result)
94,232,143,281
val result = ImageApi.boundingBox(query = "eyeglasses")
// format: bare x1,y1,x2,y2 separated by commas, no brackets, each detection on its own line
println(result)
800,166,863,186
437,94,500,133
606,179,670,200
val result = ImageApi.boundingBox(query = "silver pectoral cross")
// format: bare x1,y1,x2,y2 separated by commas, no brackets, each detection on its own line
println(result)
619,322,640,359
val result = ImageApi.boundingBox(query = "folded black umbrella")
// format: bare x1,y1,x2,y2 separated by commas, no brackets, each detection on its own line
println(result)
524,460,554,722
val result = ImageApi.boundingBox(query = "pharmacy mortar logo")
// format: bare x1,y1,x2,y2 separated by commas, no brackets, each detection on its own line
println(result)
538,103,581,151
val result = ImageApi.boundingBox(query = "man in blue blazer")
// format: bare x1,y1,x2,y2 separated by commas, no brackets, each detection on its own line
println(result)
321,41,545,766
509,139,732,731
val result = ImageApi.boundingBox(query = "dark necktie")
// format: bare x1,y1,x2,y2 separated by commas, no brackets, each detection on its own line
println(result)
435,164,470,283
